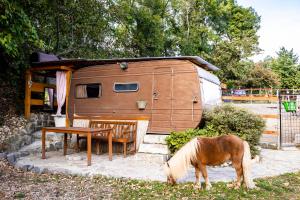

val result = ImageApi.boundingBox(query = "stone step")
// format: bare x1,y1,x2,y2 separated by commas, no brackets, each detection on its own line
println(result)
33,130,65,141
138,143,169,155
20,140,63,154
143,134,168,144
134,153,168,164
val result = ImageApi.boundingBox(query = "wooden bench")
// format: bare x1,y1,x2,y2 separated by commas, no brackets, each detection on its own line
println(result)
77,120,137,157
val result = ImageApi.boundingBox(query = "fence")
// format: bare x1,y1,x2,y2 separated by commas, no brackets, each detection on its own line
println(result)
222,88,300,148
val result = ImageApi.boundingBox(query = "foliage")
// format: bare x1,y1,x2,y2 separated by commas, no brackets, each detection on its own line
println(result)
204,104,265,156
244,63,280,88
20,0,112,58
166,104,265,156
269,47,300,89
0,0,45,115
165,128,217,154
0,0,44,83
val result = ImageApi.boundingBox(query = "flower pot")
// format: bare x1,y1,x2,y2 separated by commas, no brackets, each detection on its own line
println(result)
136,100,147,110
52,115,66,127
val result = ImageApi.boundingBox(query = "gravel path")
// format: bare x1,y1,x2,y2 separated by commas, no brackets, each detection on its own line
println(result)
15,146,300,183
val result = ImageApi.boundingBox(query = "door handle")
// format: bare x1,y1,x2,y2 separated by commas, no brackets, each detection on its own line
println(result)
153,92,158,100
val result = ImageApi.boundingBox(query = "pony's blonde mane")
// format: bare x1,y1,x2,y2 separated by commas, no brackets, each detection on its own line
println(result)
164,137,199,180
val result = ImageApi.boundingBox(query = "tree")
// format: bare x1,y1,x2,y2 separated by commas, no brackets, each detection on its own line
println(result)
244,64,280,88
0,0,44,83
20,0,113,58
269,47,300,88
111,0,175,57
168,0,260,85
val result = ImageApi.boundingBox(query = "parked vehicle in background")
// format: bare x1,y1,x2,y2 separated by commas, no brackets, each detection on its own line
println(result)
233,89,246,96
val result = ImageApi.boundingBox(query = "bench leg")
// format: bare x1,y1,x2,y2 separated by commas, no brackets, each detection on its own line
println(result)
123,142,127,158
63,133,68,156
76,135,80,153
134,140,136,153
96,139,100,155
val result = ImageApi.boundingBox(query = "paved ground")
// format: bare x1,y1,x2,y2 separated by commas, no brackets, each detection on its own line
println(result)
15,144,300,183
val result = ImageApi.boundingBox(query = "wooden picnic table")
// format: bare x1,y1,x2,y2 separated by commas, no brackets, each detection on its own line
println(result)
41,127,113,166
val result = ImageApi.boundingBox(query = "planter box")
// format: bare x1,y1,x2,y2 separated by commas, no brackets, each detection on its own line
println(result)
52,115,66,127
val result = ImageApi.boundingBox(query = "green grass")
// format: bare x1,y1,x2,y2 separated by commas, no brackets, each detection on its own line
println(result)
110,172,300,200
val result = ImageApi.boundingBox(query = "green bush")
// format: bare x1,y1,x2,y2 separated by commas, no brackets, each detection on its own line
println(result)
165,128,217,154
166,104,265,156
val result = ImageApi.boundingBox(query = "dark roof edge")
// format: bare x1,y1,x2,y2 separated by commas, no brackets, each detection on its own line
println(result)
31,56,219,71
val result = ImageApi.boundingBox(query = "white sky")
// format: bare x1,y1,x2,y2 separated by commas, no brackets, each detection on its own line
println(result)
237,0,300,61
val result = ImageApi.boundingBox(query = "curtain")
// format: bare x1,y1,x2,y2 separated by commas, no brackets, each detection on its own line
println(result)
56,71,67,115
47,88,54,109
76,85,87,98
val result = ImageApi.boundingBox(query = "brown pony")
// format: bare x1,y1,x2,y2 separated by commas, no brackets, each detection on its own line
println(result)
164,135,259,190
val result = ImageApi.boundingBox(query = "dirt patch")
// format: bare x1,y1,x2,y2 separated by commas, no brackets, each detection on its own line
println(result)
0,159,118,199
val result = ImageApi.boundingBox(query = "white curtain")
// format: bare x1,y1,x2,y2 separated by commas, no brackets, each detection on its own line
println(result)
76,85,87,98
56,71,67,115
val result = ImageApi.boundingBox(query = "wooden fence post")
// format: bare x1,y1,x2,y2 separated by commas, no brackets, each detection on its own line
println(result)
24,69,32,119
65,69,72,127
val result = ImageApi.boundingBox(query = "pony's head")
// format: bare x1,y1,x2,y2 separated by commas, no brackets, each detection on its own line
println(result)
164,162,176,185
163,137,199,185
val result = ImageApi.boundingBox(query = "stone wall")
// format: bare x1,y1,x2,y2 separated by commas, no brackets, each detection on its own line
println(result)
0,113,54,153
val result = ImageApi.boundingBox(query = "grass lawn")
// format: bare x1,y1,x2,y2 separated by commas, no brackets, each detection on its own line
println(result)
117,173,300,200
0,159,300,199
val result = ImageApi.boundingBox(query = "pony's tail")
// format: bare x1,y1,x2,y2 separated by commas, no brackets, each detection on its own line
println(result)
242,141,259,189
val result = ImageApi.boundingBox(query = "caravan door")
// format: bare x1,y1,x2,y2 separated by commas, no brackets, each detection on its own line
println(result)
150,67,173,133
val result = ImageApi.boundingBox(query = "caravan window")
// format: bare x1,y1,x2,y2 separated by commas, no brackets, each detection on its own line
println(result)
114,82,139,92
76,83,102,98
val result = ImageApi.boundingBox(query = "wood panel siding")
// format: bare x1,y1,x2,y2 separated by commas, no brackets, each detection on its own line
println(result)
69,60,204,134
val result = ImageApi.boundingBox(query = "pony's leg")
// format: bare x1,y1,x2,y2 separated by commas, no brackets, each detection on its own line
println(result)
194,166,202,189
199,164,212,190
231,161,243,189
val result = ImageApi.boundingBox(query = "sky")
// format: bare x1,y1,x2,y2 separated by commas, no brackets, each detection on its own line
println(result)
237,0,300,61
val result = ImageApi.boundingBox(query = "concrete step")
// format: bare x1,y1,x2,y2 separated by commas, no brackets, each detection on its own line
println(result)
33,130,64,141
143,134,168,144
138,143,169,155
134,153,168,164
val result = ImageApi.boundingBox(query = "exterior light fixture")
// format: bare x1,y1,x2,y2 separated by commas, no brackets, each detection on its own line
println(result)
119,62,128,70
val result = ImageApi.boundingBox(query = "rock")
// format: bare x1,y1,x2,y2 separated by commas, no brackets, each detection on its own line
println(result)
0,152,7,159
14,152,21,159
30,113,38,122
7,153,15,164
32,166,45,174
32,167,41,173
19,129,28,136
23,135,32,145
20,151,30,157
49,143,56,151
21,164,32,171
28,165,34,170
55,142,62,149
26,123,35,134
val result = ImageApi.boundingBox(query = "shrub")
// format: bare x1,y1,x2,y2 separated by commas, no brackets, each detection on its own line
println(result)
165,128,217,154
166,104,265,156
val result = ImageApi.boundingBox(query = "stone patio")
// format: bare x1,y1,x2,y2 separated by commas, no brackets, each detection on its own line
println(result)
14,142,300,183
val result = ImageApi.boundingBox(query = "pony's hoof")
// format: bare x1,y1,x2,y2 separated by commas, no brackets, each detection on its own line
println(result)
234,184,241,190
193,183,201,190
227,182,240,189
205,183,212,190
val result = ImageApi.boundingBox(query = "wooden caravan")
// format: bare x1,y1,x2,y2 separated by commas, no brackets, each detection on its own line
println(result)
25,56,221,134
